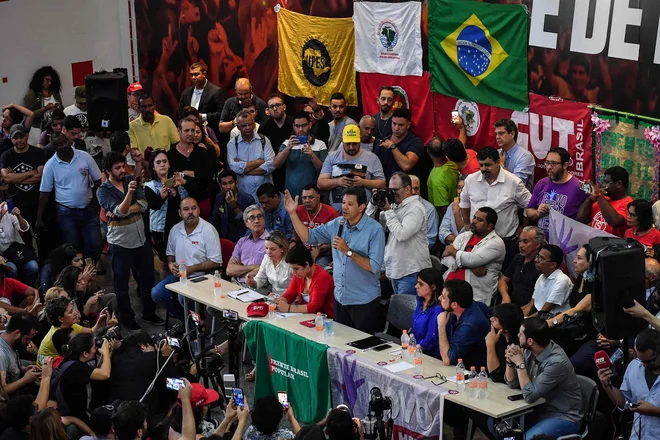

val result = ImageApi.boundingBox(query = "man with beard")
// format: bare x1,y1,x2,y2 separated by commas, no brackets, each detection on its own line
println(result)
259,93,293,191
0,104,33,154
495,119,535,192
292,184,339,267
527,147,589,237
219,78,268,133
97,152,162,330
177,62,225,139
327,92,357,152
318,124,386,213
498,226,544,308
442,207,505,305
0,311,40,394
128,94,179,153
375,108,424,181
210,169,255,243
37,116,102,260
373,86,394,140
151,197,222,321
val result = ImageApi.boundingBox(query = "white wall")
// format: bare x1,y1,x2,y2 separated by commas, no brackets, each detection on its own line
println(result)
0,0,135,108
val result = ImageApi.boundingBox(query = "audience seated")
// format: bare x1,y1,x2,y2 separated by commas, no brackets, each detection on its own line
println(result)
1,394,36,440
324,408,364,440
226,204,268,283
169,382,220,438
526,244,572,318
0,257,38,315
257,183,294,240
412,268,444,358
625,199,660,256
210,169,255,243
0,312,40,395
245,231,292,296
486,303,524,383
54,266,116,325
244,395,301,440
498,226,545,308
40,243,88,294
0,200,38,287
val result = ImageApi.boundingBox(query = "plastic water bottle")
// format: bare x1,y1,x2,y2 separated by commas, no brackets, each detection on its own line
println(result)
407,333,416,363
478,367,489,399
401,330,410,361
268,293,276,319
456,359,466,391
468,367,478,399
179,260,187,285
414,345,423,375
315,313,324,340
213,270,222,297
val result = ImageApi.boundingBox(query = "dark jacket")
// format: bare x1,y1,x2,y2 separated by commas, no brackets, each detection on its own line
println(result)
178,81,226,134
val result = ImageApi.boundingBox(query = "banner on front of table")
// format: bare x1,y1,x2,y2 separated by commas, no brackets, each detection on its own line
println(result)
353,1,423,76
433,93,593,182
548,210,614,279
327,347,444,439
360,72,434,145
594,114,659,201
244,321,331,423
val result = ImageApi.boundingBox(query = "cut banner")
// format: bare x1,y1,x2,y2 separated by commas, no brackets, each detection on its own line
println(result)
353,1,423,76
360,72,434,145
277,8,357,106
434,93,593,182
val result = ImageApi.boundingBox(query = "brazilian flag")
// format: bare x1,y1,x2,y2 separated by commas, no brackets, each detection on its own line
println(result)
428,0,528,110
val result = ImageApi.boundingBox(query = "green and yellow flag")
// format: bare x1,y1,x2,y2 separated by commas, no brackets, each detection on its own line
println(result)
277,8,357,106
428,0,528,110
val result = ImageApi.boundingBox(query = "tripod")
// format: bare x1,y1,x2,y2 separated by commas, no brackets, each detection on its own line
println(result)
204,317,242,389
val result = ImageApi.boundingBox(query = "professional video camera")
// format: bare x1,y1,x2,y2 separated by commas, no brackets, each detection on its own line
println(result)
494,421,524,440
151,322,185,346
365,387,392,440
94,325,121,348
369,387,392,416
372,189,395,208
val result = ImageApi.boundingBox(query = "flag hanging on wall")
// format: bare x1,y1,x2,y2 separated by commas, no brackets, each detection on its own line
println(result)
353,1,423,76
277,8,357,106
361,72,434,144
428,0,528,110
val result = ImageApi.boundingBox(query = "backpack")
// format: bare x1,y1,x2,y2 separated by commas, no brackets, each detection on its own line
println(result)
49,360,75,415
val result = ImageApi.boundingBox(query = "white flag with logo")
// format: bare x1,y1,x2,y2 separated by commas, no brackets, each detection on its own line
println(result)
353,1,423,76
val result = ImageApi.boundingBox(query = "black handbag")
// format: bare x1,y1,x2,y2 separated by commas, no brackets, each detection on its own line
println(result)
555,311,593,341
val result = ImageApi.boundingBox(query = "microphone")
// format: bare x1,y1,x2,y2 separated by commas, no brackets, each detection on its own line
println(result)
594,350,613,386
337,217,345,237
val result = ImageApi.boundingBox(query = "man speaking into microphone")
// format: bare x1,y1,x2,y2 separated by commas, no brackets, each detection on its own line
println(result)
598,329,660,440
284,186,385,333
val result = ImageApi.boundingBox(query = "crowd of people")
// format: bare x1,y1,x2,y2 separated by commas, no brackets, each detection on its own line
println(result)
0,62,658,440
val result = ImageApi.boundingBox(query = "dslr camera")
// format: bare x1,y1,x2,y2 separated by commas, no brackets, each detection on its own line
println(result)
494,421,524,440
372,189,395,208
95,326,121,348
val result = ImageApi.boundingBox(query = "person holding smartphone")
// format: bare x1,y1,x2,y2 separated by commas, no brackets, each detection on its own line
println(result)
243,395,301,440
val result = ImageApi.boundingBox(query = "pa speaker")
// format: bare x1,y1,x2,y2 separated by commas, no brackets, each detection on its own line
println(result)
589,237,647,340
85,71,129,132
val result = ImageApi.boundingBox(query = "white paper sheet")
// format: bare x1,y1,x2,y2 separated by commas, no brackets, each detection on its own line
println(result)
383,362,415,373
226,289,264,302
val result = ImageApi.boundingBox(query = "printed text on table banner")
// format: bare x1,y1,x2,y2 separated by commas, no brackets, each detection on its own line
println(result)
244,320,331,423
327,347,445,440
594,114,660,201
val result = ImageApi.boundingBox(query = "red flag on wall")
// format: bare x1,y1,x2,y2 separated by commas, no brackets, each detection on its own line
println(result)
359,72,434,145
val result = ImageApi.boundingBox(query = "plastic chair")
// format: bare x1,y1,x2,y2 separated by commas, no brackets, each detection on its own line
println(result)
557,375,599,440
430,255,443,273
376,294,417,343
219,238,235,278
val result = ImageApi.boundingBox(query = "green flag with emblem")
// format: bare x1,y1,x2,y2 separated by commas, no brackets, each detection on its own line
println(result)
428,0,528,110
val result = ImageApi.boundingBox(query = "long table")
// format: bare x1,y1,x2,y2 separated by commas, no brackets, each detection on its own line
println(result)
167,277,544,433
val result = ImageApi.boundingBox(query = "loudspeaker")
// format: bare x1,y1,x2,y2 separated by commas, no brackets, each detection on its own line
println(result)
85,70,129,132
589,237,647,339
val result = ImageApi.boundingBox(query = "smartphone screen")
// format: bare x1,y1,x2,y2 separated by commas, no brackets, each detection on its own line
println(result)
167,337,180,348
166,378,184,390
85,257,93,267
451,110,461,124
278,391,289,409
233,388,245,408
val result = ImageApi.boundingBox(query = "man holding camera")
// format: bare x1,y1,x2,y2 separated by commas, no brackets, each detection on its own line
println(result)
366,172,431,295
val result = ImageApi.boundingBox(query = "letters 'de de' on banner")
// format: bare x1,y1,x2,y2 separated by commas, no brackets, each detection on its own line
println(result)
434,93,593,183
353,1,423,76
244,320,331,423
428,0,529,111
277,7,357,106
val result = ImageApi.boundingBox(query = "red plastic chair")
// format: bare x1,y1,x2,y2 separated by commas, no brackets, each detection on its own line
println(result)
220,238,235,277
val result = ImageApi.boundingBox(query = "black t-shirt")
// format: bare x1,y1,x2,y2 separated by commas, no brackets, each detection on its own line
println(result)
375,131,424,181
503,254,542,307
488,337,509,384
0,146,46,210
60,360,95,422
374,113,392,140
167,146,216,201
258,117,293,192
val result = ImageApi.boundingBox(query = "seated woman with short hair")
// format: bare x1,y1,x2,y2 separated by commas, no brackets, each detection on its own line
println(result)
275,244,334,318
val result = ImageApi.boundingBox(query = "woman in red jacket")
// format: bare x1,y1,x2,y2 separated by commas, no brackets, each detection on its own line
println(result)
275,244,334,318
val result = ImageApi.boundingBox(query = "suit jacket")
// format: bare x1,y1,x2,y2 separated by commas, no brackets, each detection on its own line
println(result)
178,81,226,130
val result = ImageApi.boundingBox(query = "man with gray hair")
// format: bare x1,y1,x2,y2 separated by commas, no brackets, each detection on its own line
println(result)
226,204,268,284
359,115,376,152
498,226,545,307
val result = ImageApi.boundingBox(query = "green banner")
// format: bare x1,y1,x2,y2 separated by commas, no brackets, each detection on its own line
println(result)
244,321,331,423
594,115,659,201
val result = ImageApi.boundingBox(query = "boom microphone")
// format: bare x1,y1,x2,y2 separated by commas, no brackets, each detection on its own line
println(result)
337,217,345,237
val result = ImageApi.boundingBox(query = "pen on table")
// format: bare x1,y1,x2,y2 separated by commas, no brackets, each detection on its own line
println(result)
236,290,250,296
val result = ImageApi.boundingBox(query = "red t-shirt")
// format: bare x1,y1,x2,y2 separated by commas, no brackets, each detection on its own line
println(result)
296,204,339,250
282,264,335,318
459,149,480,176
446,235,482,281
591,196,633,237
0,278,29,304
624,227,660,248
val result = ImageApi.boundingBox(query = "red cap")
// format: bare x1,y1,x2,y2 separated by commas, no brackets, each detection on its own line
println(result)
178,383,220,409
247,301,269,317
127,82,143,93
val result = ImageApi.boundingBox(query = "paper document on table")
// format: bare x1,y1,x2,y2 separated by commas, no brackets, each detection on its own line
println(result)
383,362,415,373
227,289,265,302
274,312,297,319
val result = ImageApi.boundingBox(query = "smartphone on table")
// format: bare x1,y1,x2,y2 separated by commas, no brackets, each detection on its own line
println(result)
233,388,245,408
278,391,289,409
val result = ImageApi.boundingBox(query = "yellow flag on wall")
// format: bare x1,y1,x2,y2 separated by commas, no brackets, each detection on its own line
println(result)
277,8,357,106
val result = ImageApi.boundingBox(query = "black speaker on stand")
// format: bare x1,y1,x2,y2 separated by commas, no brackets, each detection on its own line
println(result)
85,69,129,132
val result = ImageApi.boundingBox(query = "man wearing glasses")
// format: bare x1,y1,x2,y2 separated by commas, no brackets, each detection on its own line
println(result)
527,147,589,237
495,118,535,192
226,205,268,284
366,172,430,295
229,99,260,140
259,93,294,191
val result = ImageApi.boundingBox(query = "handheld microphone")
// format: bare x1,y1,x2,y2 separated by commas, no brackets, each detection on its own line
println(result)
594,350,613,386
337,217,345,237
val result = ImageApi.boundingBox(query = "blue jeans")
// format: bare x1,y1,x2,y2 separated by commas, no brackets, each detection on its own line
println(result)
5,260,39,287
56,204,102,259
391,273,418,295
110,242,156,321
523,418,580,440
152,274,184,320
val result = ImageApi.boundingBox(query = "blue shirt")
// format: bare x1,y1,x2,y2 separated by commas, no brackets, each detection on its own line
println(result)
227,133,274,200
210,190,255,243
40,148,102,208
621,359,660,440
503,145,535,192
445,301,492,367
260,195,294,240
419,196,439,247
412,297,443,358
279,138,328,199
438,201,463,245
307,214,385,306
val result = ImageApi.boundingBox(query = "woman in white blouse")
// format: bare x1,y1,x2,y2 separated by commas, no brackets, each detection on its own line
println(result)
246,231,292,296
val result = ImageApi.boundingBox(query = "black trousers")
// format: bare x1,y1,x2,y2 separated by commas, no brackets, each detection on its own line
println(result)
334,298,381,334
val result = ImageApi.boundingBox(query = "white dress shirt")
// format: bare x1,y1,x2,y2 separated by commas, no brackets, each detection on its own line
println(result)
459,168,531,238
166,218,223,277
254,257,293,296
190,80,207,110
532,269,573,314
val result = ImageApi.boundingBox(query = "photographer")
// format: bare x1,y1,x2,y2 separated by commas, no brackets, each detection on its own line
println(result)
243,395,301,440
324,408,365,440
366,172,431,296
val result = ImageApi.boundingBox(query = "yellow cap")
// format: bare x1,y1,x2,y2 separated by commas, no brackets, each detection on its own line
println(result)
342,124,360,143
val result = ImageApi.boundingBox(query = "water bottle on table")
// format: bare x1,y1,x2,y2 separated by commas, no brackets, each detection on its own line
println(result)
414,345,423,375
213,270,222,298
468,366,478,398
401,330,410,361
179,260,187,286
478,367,488,399
268,292,276,319
315,313,325,340
323,316,334,336
407,333,416,363
456,358,466,391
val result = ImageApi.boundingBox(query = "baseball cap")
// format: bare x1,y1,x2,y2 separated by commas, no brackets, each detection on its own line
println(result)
342,124,360,143
74,86,86,103
9,124,28,138
127,82,143,93
178,383,220,409
247,301,269,318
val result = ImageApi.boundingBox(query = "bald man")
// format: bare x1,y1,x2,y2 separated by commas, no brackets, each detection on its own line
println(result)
219,78,268,133
359,115,376,152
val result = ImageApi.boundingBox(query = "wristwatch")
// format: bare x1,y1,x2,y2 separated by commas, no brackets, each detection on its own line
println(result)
347,250,354,258
552,318,559,326
516,363,526,370
389,143,397,150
